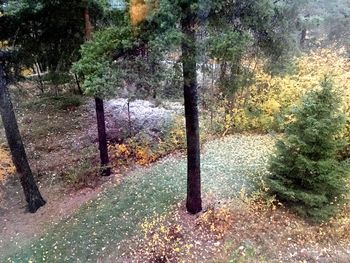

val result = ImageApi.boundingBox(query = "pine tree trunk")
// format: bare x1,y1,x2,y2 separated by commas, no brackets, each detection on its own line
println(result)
181,3,202,214
0,61,46,213
95,97,111,176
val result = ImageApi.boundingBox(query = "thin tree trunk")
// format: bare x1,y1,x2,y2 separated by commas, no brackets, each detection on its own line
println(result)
84,6,93,41
210,62,215,130
0,61,46,213
74,73,83,95
95,97,111,176
84,5,111,176
34,62,44,93
127,98,132,136
300,28,307,48
181,3,202,215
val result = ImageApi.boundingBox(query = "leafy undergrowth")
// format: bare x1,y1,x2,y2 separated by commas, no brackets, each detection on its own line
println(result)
215,200,350,263
113,202,236,262
108,116,215,169
108,117,187,167
0,147,15,201
3,134,274,262
114,192,350,263
0,147,15,184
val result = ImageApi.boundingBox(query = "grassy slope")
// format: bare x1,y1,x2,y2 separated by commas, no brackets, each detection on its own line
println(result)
3,135,274,263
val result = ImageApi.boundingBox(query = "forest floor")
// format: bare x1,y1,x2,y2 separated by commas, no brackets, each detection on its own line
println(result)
1,134,350,262
0,85,350,262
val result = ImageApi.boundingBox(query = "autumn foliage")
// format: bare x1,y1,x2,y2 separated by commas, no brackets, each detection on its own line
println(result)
139,214,186,261
109,118,186,167
223,48,350,136
130,0,149,26
0,147,15,183
196,205,234,240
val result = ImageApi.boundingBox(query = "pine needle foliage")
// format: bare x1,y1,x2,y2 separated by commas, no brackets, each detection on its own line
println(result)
267,80,350,222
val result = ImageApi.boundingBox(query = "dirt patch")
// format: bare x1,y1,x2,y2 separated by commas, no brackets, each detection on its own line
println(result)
0,173,121,257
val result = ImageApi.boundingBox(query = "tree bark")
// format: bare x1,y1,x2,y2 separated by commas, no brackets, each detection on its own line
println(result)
74,73,83,95
300,28,307,48
84,6,93,41
34,62,44,93
95,97,111,176
127,98,132,136
84,5,111,176
0,61,46,213
181,2,202,214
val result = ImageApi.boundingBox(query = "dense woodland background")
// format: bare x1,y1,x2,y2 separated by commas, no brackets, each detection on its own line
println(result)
1,0,350,262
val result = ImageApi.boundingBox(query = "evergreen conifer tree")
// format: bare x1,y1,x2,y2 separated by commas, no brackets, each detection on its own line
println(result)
267,80,349,222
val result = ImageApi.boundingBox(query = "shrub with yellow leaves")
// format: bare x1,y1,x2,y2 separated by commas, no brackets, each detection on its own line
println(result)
0,147,15,200
109,137,157,167
221,48,350,156
0,147,15,184
109,117,187,167
138,214,189,262
130,0,149,26
196,205,234,240
110,143,130,162
135,145,157,165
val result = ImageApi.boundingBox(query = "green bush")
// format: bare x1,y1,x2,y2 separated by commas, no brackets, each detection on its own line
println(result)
25,94,82,111
267,80,350,222
62,160,100,189
54,95,82,110
42,72,73,85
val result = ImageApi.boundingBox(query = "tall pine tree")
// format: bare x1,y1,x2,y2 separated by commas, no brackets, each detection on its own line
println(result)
0,52,46,213
180,0,202,214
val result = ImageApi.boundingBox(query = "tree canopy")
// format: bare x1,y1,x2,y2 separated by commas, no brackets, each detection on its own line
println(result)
0,0,106,73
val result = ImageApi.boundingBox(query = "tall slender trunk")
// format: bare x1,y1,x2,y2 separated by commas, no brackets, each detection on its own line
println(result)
74,73,83,95
84,6,93,41
84,5,111,176
95,97,111,176
300,28,307,48
0,61,46,213
34,62,44,93
181,3,202,214
210,62,215,130
127,98,132,136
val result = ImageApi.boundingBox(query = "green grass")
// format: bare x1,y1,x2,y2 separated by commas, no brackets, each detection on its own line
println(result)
3,135,275,263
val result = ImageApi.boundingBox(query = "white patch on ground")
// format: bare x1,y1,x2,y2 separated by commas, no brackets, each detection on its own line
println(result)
102,99,183,141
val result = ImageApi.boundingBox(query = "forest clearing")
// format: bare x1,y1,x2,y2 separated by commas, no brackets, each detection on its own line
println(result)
1,0,350,262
